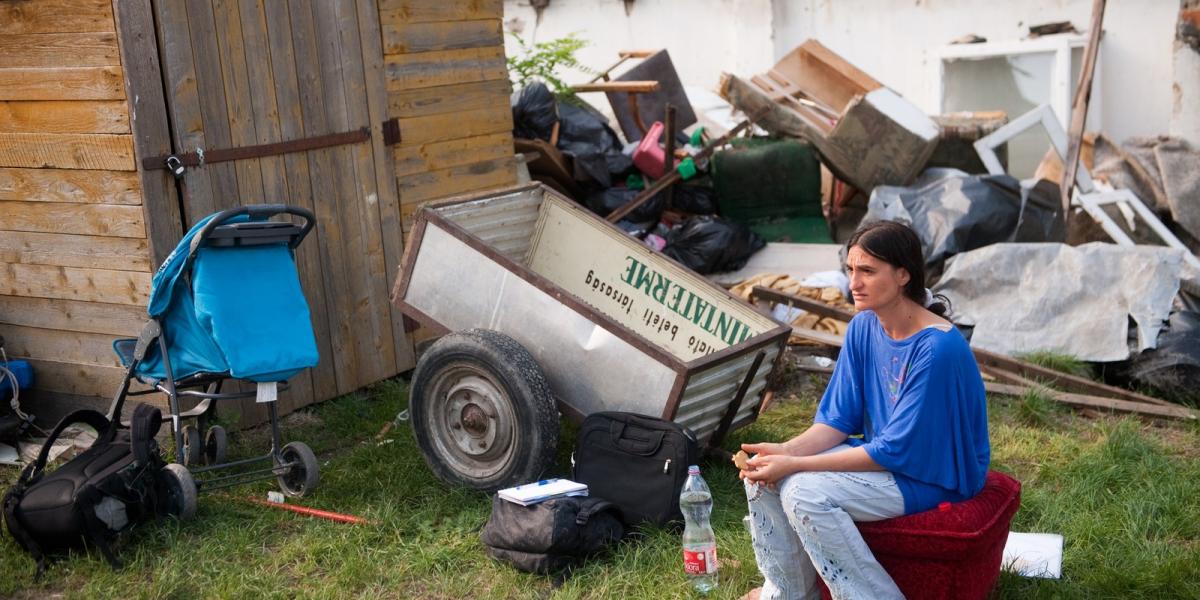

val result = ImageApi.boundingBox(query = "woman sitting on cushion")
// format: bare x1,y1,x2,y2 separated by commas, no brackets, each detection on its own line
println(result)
738,220,990,600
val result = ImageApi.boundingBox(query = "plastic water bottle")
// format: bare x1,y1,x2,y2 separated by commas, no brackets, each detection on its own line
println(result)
681,465,718,593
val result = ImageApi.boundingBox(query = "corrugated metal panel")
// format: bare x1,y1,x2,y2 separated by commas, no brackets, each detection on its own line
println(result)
675,345,781,439
435,189,543,265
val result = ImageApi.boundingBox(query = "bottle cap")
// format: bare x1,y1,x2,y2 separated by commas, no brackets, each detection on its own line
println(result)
687,465,700,475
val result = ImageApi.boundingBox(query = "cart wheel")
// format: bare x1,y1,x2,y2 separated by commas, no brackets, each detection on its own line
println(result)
161,463,198,521
410,329,559,492
276,441,319,497
181,425,203,467
204,425,228,465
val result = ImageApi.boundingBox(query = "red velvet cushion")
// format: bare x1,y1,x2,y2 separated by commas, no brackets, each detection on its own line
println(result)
819,471,1021,600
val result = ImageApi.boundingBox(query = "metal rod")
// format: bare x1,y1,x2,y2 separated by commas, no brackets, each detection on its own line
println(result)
189,453,273,474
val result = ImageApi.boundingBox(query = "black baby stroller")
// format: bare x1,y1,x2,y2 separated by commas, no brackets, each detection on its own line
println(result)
111,204,321,499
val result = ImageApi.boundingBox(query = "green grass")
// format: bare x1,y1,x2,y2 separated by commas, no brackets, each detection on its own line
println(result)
2,378,1199,599
1017,351,1095,380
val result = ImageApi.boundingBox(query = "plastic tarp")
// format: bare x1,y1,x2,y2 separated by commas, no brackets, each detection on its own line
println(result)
933,243,1184,362
863,169,1065,280
1115,310,1200,398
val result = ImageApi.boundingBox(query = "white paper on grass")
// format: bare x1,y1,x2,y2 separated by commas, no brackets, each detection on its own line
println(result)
934,243,1183,362
1002,532,1064,579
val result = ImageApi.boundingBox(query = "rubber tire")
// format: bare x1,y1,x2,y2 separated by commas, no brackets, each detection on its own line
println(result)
410,329,559,492
204,425,228,465
181,425,203,467
276,441,319,498
161,463,198,521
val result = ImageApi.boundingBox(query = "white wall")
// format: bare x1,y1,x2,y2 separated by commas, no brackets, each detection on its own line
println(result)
502,0,775,96
504,0,1183,145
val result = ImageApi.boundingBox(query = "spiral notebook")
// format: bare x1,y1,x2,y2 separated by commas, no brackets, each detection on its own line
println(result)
497,478,588,506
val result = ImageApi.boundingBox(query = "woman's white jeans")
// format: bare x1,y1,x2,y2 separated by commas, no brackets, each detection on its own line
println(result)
744,444,906,600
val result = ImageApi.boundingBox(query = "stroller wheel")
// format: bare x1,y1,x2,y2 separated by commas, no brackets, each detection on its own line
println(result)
276,441,319,498
204,425,228,465
181,425,203,466
161,463,198,521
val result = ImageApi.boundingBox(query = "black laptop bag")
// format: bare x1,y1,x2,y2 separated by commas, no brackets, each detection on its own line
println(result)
572,411,699,528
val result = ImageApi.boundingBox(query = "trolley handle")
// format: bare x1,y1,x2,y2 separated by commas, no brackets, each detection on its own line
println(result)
190,204,317,256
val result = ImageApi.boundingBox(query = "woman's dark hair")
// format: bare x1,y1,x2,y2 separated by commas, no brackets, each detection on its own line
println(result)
846,221,950,317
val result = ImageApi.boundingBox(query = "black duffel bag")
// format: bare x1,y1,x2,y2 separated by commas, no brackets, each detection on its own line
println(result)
573,411,699,528
480,495,625,574
2,403,197,575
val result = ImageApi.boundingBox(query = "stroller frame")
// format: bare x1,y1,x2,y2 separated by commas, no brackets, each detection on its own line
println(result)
110,205,320,497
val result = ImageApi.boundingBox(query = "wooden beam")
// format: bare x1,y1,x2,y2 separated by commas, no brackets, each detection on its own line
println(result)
571,81,662,94
0,231,152,271
393,105,512,146
0,133,134,170
0,295,146,337
387,78,511,118
973,346,1173,407
0,100,129,134
392,132,512,177
384,46,507,91
0,200,145,237
382,18,502,54
112,0,182,269
0,0,114,35
985,381,1196,421
0,167,140,204
3,324,124,367
397,155,517,205
750,286,854,322
0,32,120,67
0,67,125,101
1060,0,1106,217
377,0,503,23
0,262,151,305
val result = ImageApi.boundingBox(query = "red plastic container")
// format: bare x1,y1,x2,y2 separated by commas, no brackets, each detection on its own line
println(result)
819,471,1022,600
632,121,667,179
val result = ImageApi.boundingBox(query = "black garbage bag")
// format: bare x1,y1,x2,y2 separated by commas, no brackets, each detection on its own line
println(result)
863,169,1066,281
557,100,633,188
663,216,766,274
1113,310,1200,400
511,82,559,142
671,177,718,215
586,186,665,224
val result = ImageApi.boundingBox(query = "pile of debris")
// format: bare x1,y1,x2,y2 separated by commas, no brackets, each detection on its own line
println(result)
508,32,1200,411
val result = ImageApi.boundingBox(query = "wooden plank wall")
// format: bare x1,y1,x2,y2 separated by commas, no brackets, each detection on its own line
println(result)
147,0,421,424
0,0,153,416
379,0,518,231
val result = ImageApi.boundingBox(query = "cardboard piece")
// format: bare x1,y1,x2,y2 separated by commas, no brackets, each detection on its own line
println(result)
719,40,939,192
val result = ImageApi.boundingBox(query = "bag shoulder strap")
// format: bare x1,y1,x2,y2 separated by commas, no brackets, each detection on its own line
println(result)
24,410,113,487
3,486,46,577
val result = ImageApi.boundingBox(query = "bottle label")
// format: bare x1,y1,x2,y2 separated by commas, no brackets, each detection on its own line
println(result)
683,546,717,575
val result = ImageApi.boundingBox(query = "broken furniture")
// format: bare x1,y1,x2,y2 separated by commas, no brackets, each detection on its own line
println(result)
719,40,940,193
937,33,1099,178
392,183,790,491
928,112,1009,174
583,49,697,142
974,104,1200,271
817,471,1022,600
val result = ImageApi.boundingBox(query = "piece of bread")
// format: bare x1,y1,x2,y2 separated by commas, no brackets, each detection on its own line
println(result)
732,450,750,470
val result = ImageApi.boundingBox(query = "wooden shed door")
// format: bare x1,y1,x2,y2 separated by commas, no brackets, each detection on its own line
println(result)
150,0,414,413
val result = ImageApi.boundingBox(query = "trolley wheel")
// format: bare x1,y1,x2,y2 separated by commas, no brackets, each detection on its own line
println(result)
410,329,559,492
181,425,203,467
204,425,228,465
161,463,198,521
276,441,319,498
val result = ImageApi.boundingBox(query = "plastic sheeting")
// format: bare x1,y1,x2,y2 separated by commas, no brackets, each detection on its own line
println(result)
934,243,1184,362
863,169,1065,280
